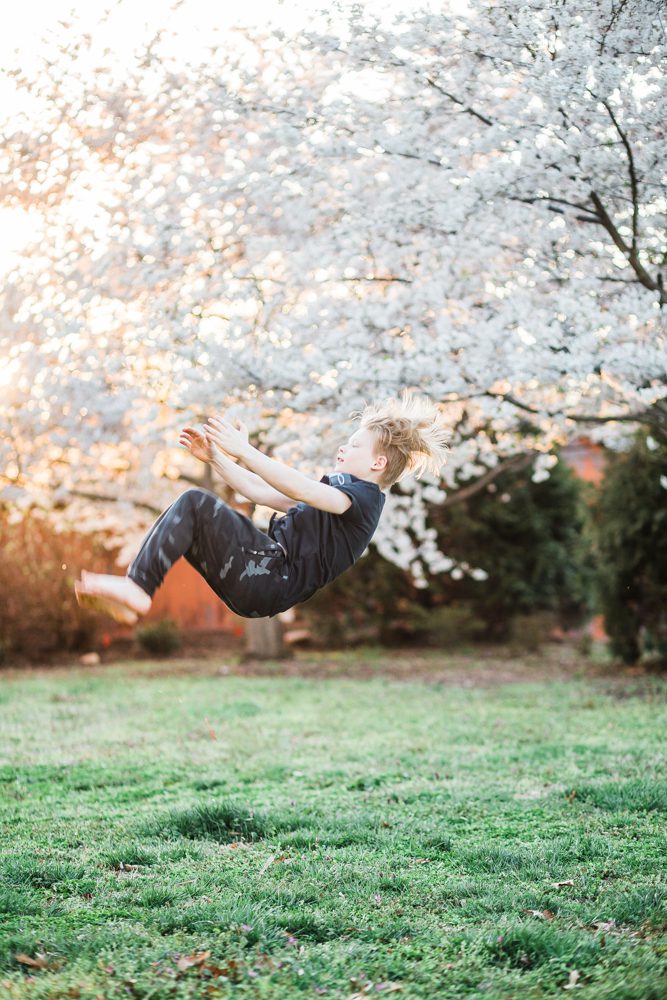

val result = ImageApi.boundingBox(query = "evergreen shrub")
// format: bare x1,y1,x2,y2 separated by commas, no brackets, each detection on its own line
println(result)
135,618,182,656
301,452,596,647
591,430,667,665
427,452,597,641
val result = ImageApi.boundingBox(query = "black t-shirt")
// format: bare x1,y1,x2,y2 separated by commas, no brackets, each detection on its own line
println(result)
268,472,385,610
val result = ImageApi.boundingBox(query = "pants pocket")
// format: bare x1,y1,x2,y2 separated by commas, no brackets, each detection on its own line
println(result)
240,544,289,581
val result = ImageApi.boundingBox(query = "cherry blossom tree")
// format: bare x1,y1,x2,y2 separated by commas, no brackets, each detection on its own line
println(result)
1,0,664,583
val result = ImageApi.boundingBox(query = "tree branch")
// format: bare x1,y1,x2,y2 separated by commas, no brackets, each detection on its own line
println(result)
485,389,667,430
422,74,494,127
589,191,663,303
441,451,538,507
598,96,639,255
67,489,163,516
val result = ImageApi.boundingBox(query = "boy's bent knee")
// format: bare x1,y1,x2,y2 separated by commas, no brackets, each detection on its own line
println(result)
178,488,230,517
179,487,214,507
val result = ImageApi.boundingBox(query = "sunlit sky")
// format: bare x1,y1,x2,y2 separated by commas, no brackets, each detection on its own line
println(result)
0,0,463,91
0,0,464,275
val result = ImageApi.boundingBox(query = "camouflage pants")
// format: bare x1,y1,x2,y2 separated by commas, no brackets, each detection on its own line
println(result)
127,488,290,618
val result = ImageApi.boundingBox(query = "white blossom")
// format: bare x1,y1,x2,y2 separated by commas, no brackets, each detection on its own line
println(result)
0,0,664,582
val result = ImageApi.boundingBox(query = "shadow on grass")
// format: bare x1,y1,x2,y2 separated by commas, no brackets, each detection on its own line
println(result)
152,896,351,944
597,884,667,930
140,800,298,843
458,832,617,878
2,858,87,888
139,797,462,860
573,779,667,813
480,919,606,971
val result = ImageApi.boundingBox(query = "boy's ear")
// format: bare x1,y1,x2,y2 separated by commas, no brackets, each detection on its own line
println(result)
372,454,388,471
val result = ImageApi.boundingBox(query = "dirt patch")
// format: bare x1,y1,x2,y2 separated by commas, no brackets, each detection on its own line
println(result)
8,639,664,690
220,645,610,686
117,642,655,687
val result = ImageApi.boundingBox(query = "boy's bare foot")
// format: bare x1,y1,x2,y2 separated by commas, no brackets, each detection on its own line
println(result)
75,584,139,625
75,572,152,625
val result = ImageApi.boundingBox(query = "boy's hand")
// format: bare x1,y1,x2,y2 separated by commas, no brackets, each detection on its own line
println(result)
204,416,251,460
179,426,214,464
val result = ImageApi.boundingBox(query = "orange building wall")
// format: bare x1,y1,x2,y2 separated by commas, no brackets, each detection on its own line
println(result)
139,556,242,632
560,437,607,485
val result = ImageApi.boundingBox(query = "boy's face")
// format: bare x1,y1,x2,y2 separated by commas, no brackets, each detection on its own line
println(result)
335,428,386,482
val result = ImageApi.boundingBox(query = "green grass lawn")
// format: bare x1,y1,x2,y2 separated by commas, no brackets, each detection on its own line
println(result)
0,651,665,999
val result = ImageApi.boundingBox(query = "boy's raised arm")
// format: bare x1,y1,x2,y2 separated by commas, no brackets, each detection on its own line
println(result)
180,425,294,512
204,416,351,515
211,450,295,513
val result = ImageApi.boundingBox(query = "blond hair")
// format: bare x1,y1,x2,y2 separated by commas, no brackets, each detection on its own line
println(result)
353,389,451,489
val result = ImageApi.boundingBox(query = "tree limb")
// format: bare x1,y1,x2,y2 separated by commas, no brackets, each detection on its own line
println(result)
441,451,538,507
484,390,667,429
589,191,663,302
67,489,163,516
598,96,639,255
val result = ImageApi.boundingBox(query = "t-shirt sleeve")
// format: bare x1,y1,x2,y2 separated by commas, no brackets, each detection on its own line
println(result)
333,480,380,524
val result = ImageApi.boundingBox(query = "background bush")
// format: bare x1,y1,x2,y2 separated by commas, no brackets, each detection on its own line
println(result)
0,509,113,663
135,618,182,656
427,450,597,640
301,452,596,647
591,429,667,666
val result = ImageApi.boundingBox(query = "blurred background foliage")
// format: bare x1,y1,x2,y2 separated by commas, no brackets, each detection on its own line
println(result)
589,433,667,667
302,451,597,649
1,434,666,669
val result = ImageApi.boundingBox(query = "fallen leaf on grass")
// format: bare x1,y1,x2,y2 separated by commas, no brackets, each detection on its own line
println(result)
258,855,275,876
592,919,617,931
176,951,211,972
346,976,403,998
552,879,575,888
412,858,431,864
523,908,555,920
259,853,293,876
563,969,580,990
16,952,53,969
201,959,242,981
347,987,402,999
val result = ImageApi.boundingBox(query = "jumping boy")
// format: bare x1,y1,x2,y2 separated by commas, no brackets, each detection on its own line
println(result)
75,391,450,625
